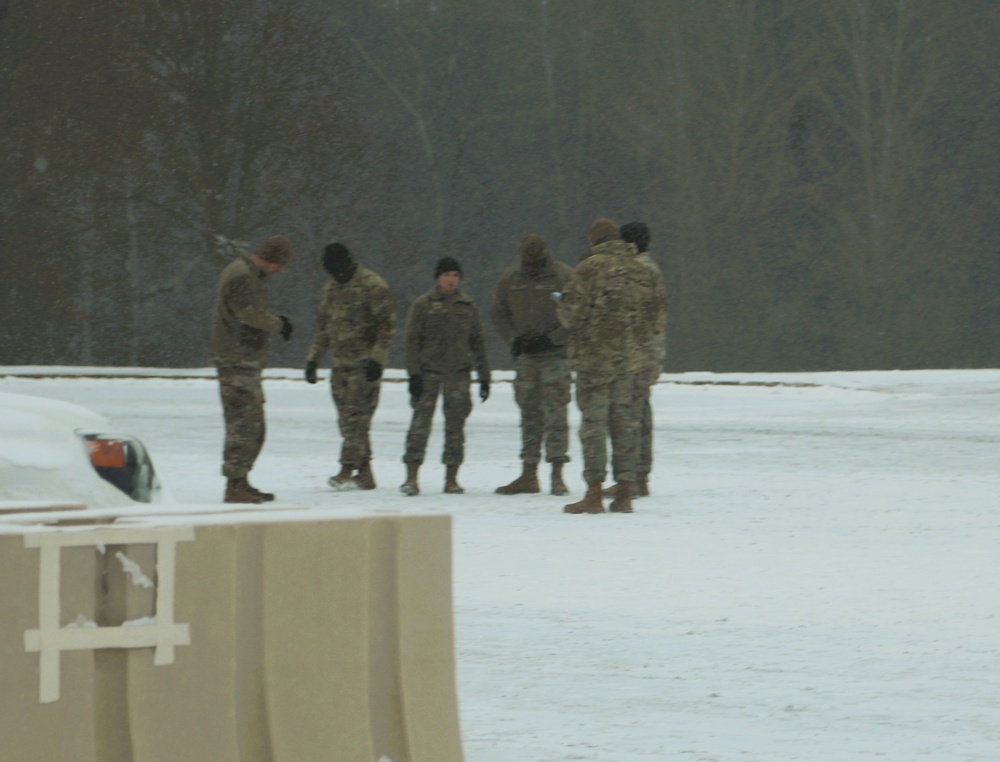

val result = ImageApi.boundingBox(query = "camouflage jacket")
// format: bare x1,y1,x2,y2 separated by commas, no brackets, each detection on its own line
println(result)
636,248,668,369
210,255,284,369
404,287,491,380
305,266,396,369
490,257,573,357
557,239,667,379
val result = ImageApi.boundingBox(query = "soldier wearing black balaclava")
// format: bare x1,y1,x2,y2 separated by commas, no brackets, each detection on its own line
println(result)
304,242,396,491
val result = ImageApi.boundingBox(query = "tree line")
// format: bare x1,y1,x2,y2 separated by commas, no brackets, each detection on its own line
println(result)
2,0,998,371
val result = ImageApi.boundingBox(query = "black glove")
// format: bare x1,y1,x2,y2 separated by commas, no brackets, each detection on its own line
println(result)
408,374,424,400
363,358,383,383
521,333,555,355
479,380,490,402
279,315,294,342
305,360,318,384
511,336,524,357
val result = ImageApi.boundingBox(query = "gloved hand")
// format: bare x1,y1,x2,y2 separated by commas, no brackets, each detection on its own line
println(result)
521,333,555,355
479,380,490,402
305,360,318,384
511,337,524,357
279,315,294,342
363,358,383,383
408,374,424,401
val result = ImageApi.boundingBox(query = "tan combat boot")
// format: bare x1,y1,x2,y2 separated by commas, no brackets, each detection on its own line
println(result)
495,463,539,495
400,462,420,496
444,464,464,494
224,476,265,504
602,482,620,498
635,476,649,498
328,464,357,491
609,481,634,513
550,462,568,496
354,460,376,490
245,479,275,502
563,482,604,514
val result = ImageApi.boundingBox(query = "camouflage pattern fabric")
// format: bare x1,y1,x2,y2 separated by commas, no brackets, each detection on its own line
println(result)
218,367,266,478
330,367,381,468
490,257,573,353
606,376,655,483
638,397,653,478
404,288,491,380
211,255,284,369
557,239,666,381
305,266,396,369
635,249,664,480
512,355,571,465
403,371,473,466
560,238,665,484
305,264,396,470
637,250,668,371
575,371,646,484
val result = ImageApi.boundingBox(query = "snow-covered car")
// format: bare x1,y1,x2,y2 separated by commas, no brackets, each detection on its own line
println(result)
0,391,167,509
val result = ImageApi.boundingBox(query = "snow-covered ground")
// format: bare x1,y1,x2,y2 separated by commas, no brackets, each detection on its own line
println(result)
2,366,999,761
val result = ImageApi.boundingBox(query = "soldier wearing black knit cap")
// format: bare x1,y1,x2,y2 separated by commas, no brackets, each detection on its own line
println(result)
558,218,666,514
400,257,491,496
600,222,667,499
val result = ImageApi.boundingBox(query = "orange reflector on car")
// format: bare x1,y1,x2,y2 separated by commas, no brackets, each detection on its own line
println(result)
87,439,127,468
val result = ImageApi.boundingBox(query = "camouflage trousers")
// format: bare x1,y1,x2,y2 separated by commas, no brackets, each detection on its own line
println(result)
218,366,266,479
613,397,653,481
330,366,381,468
639,396,653,477
513,355,571,465
574,370,649,485
404,371,472,466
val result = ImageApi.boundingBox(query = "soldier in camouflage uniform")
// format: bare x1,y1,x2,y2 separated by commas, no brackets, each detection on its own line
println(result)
304,243,396,491
490,234,574,496
603,222,666,499
557,218,666,514
401,256,491,496
210,235,294,503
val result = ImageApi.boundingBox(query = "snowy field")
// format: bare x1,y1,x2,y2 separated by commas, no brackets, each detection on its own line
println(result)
2,366,999,761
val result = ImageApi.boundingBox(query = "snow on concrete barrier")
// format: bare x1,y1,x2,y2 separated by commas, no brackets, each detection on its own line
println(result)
0,508,464,762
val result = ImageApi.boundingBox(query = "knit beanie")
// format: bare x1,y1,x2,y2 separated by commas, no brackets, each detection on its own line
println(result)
620,222,651,253
587,218,620,246
255,235,293,266
518,234,549,265
322,242,354,276
434,256,463,279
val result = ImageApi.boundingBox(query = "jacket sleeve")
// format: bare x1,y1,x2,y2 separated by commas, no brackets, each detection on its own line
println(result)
404,298,425,377
305,287,331,365
652,267,668,369
469,302,491,382
489,273,516,344
557,262,593,334
225,274,283,333
546,263,574,346
369,284,397,367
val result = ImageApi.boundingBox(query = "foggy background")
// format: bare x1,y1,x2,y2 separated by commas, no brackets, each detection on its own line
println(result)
2,0,998,372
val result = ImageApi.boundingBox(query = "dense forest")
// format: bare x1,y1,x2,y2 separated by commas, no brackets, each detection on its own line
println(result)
2,0,998,372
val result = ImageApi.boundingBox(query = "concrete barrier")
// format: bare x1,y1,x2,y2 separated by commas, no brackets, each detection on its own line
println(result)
0,508,464,762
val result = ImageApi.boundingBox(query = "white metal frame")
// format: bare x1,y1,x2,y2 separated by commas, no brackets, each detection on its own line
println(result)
23,526,195,703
